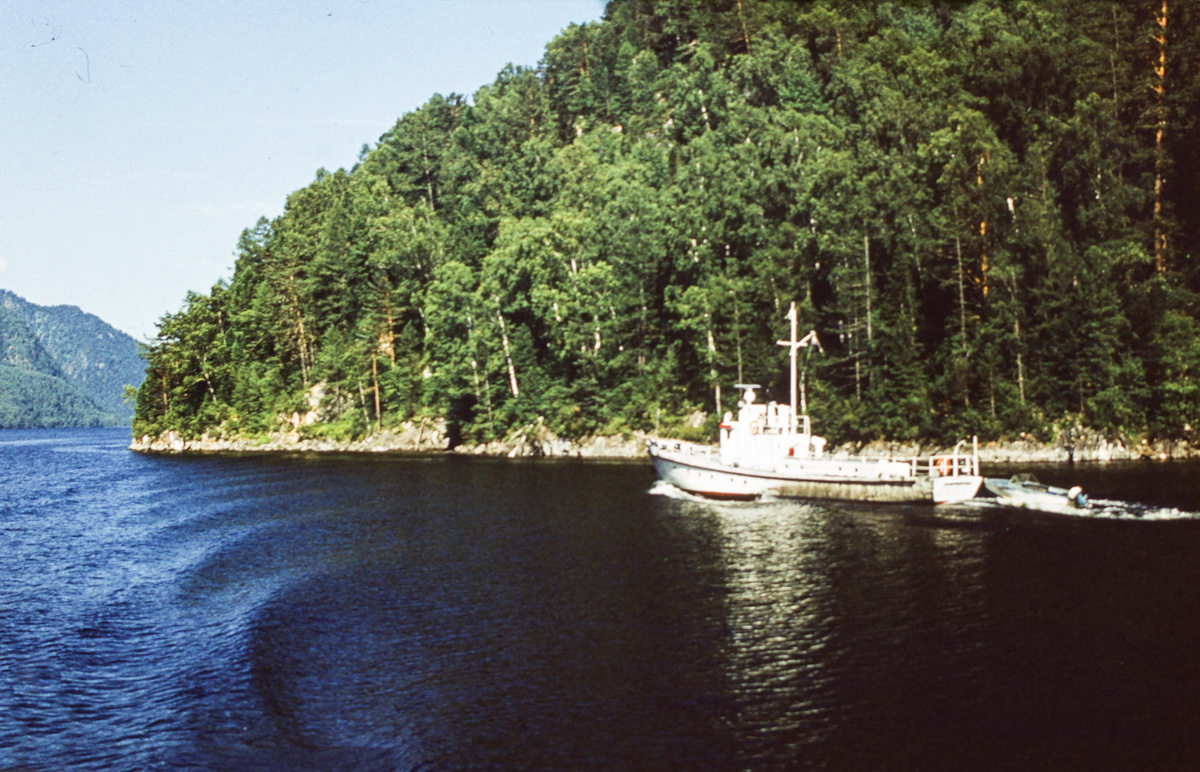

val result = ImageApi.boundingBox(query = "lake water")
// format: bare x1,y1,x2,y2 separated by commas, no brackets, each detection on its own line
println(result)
3,428,1200,770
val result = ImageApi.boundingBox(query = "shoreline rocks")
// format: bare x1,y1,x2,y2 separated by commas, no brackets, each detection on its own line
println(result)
128,418,653,459
840,433,1200,464
130,423,1200,463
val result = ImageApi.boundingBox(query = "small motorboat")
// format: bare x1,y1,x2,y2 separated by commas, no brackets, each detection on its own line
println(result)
983,473,1091,513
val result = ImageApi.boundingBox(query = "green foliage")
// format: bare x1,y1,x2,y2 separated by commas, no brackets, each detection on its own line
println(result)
299,412,368,443
134,0,1200,446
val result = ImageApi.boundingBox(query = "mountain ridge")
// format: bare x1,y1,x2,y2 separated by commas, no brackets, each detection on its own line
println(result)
0,289,145,428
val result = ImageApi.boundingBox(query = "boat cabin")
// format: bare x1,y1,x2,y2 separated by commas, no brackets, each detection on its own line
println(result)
718,384,827,468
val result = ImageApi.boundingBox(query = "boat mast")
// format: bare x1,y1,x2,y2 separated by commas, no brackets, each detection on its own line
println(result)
777,301,821,436
779,303,800,436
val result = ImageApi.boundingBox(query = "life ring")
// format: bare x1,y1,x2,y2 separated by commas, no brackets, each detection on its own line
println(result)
750,420,761,435
935,457,950,475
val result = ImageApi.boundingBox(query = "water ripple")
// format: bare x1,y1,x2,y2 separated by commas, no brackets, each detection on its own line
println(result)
5,431,1200,769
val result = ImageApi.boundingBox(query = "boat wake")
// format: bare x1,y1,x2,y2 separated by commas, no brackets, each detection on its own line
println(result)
1085,499,1200,521
649,480,727,503
965,497,1200,521
648,480,781,508
652,479,1200,521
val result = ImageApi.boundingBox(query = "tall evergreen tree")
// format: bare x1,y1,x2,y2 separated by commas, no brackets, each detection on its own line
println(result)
133,0,1200,447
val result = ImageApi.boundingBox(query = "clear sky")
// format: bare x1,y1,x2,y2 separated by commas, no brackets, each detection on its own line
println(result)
1,0,606,340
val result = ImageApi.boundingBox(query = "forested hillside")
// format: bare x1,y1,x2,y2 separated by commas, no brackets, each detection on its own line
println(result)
134,0,1200,447
0,366,114,429
1,290,143,428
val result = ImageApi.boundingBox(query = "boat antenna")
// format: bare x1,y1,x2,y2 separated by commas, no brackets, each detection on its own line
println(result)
777,302,822,434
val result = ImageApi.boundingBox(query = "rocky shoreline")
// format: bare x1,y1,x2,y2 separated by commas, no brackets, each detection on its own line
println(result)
128,417,651,459
846,434,1200,464
129,419,1200,463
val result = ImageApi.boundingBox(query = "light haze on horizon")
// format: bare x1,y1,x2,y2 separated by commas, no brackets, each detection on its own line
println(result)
1,0,606,340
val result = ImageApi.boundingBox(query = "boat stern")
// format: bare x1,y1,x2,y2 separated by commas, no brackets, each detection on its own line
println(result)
932,474,984,504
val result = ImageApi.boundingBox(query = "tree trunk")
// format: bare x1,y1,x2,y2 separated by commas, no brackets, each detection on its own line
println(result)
385,305,397,366
732,286,744,385
371,354,382,432
495,305,520,398
466,313,495,428
1005,270,1027,405
978,153,991,297
285,273,312,388
707,323,721,416
955,230,971,408
356,380,371,430
735,0,751,52
955,231,968,354
421,146,436,212
1153,0,1169,273
863,233,873,346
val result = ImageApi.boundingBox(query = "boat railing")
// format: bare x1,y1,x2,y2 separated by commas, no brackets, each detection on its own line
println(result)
919,454,979,477
661,439,718,459
917,437,980,477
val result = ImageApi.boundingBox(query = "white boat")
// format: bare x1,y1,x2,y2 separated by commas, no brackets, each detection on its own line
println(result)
646,303,983,504
983,474,1091,513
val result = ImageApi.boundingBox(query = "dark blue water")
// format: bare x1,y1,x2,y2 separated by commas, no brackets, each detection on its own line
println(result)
3,429,1200,770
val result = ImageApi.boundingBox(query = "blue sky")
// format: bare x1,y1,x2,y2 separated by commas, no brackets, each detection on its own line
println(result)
1,0,605,339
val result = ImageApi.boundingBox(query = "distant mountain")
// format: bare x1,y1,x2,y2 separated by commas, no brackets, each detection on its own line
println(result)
0,289,145,428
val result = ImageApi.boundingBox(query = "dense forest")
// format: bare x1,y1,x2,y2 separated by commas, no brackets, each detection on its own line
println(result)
1,290,143,428
134,0,1200,448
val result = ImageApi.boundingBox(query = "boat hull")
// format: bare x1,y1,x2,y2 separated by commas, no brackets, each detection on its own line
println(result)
648,440,982,504
649,451,773,500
